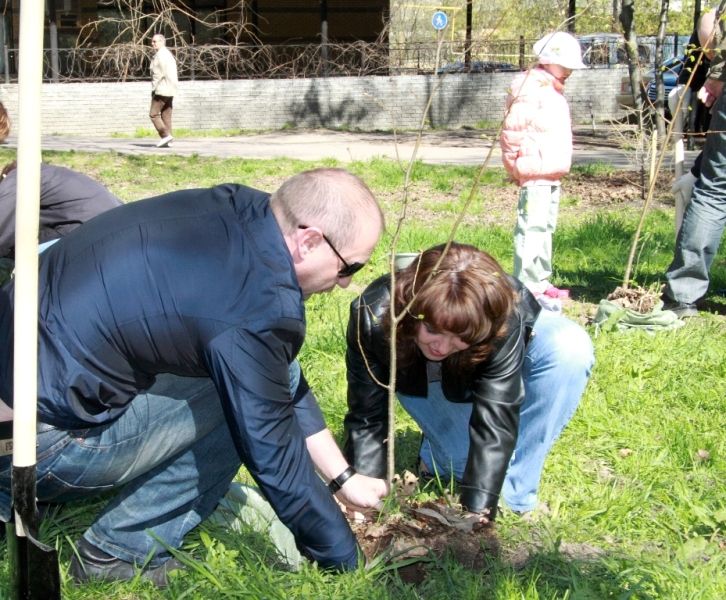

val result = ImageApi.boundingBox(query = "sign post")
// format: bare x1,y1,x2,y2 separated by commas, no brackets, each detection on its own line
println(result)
432,10,449,32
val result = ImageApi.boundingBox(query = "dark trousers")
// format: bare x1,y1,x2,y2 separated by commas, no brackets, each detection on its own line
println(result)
149,94,173,138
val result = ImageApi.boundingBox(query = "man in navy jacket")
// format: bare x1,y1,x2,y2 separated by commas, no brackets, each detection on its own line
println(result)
0,167,387,584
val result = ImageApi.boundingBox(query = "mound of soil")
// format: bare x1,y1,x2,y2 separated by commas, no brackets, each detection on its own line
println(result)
348,474,608,584
350,499,499,583
606,285,663,313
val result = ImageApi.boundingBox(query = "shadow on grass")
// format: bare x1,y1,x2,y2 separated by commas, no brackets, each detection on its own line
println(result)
494,545,664,599
552,212,726,305
394,427,424,476
702,295,726,316
379,540,665,598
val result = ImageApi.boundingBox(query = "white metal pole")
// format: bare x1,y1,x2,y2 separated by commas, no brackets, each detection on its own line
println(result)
674,102,685,181
12,0,44,469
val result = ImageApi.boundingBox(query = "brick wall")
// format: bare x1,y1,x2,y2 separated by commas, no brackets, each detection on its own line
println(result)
0,67,628,136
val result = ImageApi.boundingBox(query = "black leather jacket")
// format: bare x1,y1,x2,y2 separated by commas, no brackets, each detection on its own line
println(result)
342,274,541,518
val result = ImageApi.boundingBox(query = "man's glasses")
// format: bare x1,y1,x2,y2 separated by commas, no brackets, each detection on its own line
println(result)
298,226,366,278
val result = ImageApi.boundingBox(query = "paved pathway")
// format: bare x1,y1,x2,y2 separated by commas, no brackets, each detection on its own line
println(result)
5,128,700,169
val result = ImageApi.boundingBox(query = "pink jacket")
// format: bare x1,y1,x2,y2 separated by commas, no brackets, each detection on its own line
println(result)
500,67,573,186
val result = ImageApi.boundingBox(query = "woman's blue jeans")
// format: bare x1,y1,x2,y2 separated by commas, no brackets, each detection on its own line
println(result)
0,374,243,566
398,310,594,513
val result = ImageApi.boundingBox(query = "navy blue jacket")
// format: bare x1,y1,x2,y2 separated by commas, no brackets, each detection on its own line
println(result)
0,184,359,568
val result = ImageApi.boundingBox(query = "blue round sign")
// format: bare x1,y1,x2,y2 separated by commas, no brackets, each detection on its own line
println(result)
432,11,448,31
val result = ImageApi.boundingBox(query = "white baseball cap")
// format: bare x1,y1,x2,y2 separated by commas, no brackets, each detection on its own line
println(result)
534,32,586,70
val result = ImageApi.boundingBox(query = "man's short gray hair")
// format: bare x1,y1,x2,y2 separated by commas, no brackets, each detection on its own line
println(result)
270,168,383,248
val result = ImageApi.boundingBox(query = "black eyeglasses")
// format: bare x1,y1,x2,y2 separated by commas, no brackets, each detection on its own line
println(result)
298,225,366,278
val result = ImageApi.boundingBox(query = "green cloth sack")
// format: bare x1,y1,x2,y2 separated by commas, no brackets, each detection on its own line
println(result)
593,299,685,332
208,483,303,570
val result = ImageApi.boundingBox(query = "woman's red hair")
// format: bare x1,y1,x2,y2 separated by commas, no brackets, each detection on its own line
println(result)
387,243,515,373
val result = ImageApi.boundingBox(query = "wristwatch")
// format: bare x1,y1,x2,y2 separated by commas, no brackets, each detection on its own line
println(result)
328,466,356,494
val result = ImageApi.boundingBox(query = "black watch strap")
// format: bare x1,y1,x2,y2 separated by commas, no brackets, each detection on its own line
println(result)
328,466,356,494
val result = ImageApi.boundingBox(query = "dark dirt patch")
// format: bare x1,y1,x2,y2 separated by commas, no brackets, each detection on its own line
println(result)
350,499,499,583
393,167,676,232
349,495,609,583
564,169,673,212
347,473,603,583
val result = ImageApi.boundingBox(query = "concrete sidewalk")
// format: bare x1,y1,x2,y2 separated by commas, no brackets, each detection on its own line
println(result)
7,128,699,169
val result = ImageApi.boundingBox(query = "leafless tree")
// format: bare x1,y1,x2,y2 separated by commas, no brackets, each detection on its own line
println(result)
70,0,256,80
621,0,726,288
652,0,671,138
620,0,646,123
77,0,251,48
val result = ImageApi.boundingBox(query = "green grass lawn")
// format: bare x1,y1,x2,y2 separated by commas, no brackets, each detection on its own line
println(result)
0,150,724,599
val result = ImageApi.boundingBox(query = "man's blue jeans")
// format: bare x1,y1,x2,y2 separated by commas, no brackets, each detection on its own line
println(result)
0,374,242,566
398,310,594,513
665,91,726,305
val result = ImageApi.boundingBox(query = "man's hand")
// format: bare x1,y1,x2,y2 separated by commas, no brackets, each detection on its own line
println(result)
672,171,697,203
303,428,388,518
697,79,725,108
335,473,388,514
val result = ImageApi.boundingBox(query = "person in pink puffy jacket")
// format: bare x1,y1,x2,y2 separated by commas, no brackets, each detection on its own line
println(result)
500,31,585,305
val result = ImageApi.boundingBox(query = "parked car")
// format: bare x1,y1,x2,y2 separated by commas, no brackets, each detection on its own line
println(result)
646,56,684,109
437,60,519,74
578,33,651,67
618,55,683,115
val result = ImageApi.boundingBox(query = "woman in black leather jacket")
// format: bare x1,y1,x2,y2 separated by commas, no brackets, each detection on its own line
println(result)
343,242,594,519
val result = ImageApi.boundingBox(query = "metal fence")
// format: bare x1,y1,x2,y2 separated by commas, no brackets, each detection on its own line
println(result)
0,35,690,84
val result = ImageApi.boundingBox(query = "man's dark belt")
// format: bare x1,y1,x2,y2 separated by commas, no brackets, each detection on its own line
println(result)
0,420,12,457
0,420,56,457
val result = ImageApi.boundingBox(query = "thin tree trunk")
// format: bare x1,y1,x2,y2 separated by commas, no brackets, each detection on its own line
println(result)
620,0,647,286
653,0,670,140
620,0,644,121
620,0,647,203
693,0,702,30
568,0,576,32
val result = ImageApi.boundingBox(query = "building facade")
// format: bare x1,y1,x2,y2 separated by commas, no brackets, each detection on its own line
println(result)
0,1,388,48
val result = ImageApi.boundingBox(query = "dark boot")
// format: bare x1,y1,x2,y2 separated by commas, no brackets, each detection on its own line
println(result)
662,298,699,318
69,537,183,587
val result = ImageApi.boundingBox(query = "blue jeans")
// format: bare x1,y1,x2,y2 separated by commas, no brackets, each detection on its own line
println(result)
665,92,726,305
398,310,594,513
0,374,243,566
